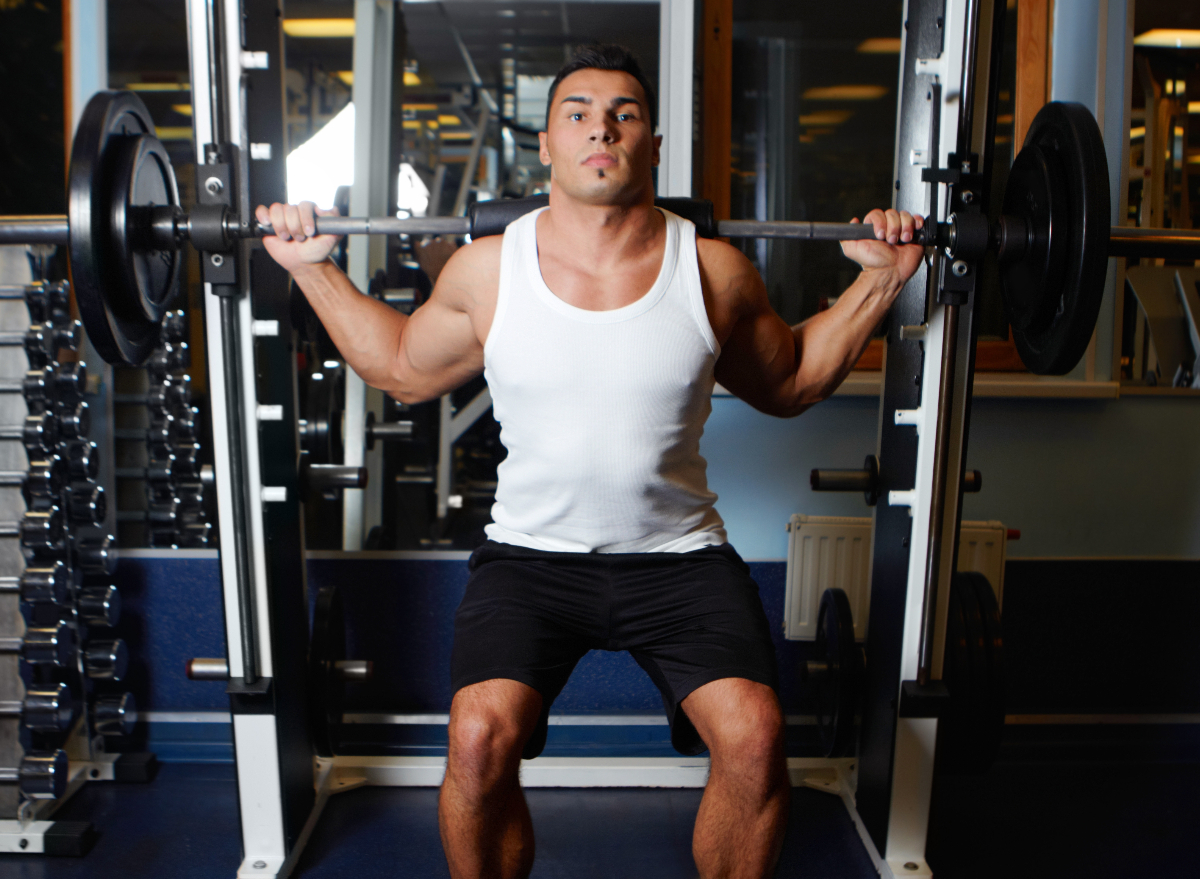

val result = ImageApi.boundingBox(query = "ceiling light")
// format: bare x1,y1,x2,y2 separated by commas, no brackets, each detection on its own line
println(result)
404,71,421,86
1190,101,1200,113
803,85,888,101
498,9,516,16
172,104,193,116
335,71,353,86
1133,29,1200,48
155,126,193,141
797,110,852,126
323,360,340,368
404,103,439,112
1129,126,1145,139
438,114,460,126
441,131,475,141
126,82,190,92
857,38,901,54
283,18,355,38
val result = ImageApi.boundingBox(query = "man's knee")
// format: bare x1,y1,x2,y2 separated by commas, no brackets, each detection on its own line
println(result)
686,680,786,772
446,680,542,788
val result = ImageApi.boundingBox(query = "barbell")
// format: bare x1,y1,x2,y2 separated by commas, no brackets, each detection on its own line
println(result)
0,92,1197,370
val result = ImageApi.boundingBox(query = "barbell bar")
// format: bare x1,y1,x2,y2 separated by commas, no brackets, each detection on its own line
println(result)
1,92,1199,372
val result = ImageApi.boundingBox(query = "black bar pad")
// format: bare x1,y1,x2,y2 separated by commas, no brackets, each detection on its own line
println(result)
113,751,160,783
468,196,717,239
44,821,98,857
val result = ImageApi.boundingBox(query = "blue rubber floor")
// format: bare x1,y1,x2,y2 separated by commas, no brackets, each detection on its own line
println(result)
0,763,876,879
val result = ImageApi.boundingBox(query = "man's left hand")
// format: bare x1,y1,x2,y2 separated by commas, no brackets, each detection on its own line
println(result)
840,208,925,285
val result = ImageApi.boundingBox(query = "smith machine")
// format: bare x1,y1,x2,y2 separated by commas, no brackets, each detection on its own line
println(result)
0,0,1199,873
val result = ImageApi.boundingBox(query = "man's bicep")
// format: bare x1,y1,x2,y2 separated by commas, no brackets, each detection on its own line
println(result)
714,301,801,416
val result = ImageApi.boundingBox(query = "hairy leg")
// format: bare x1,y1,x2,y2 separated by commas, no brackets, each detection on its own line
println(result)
684,678,790,879
438,679,543,879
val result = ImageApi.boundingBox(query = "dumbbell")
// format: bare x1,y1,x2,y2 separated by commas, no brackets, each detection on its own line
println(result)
0,363,87,413
0,322,82,368
112,375,192,411
0,281,71,324
75,534,116,576
117,499,183,525
0,560,71,605
93,692,135,736
0,749,70,800
0,621,74,667
13,281,71,325
78,583,119,628
0,412,59,455
0,509,64,552
114,408,199,444
161,309,187,343
82,638,128,681
63,440,99,480
145,342,189,378
0,683,74,732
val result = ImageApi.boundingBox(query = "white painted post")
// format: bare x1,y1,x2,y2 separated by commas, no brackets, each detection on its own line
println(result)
657,0,695,197
344,0,395,550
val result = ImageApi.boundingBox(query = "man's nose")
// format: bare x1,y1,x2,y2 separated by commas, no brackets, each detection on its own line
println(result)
588,118,617,142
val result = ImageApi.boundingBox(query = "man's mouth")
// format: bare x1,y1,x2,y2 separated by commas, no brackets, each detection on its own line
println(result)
583,153,619,168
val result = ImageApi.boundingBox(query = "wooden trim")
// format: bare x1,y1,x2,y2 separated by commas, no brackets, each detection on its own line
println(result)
1014,0,1053,151
852,339,883,371
700,0,732,222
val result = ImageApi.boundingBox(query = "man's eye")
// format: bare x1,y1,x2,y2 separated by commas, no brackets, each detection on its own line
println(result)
570,113,584,121
618,113,634,122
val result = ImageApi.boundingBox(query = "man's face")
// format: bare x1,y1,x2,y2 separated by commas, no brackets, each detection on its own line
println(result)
538,68,661,206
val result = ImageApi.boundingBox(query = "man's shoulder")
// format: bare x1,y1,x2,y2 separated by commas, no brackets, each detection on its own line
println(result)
695,236,762,304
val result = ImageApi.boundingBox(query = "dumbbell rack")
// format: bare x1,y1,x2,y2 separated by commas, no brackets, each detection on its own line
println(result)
113,310,213,549
0,280,153,856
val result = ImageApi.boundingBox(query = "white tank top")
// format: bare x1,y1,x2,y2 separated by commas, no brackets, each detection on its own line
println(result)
482,207,728,553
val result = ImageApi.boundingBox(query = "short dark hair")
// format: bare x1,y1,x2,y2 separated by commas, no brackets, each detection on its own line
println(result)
545,44,657,133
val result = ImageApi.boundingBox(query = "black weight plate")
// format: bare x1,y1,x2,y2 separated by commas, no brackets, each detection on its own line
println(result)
69,90,174,366
1000,102,1111,375
969,573,1005,767
309,584,346,757
111,134,182,324
812,588,861,758
936,575,972,772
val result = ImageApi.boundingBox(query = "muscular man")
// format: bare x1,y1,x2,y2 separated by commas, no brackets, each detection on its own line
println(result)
259,44,922,879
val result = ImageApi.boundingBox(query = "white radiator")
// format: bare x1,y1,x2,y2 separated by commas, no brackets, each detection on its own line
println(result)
783,515,1009,641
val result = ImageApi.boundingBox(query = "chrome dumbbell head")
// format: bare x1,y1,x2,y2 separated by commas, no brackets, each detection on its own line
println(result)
23,281,70,324
93,692,135,736
0,750,70,800
0,621,75,667
64,440,99,480
67,481,106,526
76,533,116,576
78,583,120,628
0,560,72,604
10,683,75,733
84,638,128,681
58,400,89,440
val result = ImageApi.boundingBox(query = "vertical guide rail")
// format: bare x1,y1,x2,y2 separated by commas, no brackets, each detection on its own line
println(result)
220,294,258,684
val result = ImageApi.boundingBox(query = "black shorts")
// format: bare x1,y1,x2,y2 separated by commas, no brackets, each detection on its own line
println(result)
450,540,778,759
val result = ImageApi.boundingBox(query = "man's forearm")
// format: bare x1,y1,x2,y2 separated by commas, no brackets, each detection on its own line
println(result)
792,267,903,401
290,259,408,391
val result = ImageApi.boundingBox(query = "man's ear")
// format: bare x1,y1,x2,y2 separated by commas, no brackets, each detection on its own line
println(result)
651,133,663,167
539,131,551,167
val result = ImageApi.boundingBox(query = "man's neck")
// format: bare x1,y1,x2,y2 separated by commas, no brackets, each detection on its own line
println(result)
540,188,663,266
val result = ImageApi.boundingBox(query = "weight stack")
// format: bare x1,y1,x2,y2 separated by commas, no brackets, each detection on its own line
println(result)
113,310,212,549
0,277,133,819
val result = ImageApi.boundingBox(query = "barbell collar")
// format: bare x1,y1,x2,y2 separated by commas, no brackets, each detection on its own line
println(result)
0,216,69,245
304,463,369,491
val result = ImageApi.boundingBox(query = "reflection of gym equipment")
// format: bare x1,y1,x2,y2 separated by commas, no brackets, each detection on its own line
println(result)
1123,267,1200,388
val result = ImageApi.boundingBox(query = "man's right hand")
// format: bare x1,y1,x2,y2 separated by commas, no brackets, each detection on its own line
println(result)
255,201,343,273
